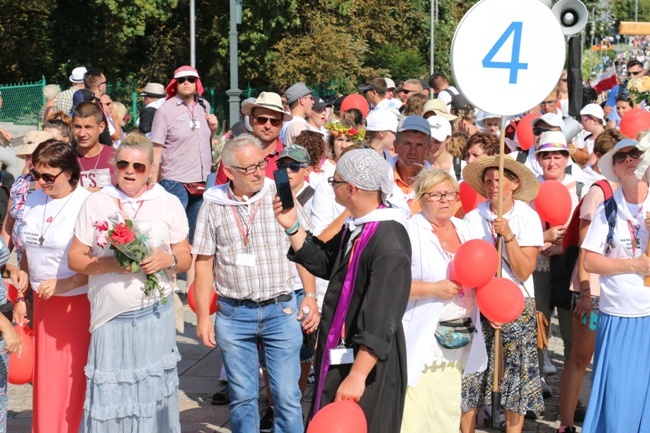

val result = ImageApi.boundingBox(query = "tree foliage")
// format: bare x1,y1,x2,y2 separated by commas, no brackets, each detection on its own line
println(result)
0,0,568,98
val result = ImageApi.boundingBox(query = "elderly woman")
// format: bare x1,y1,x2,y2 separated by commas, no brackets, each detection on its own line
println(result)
15,140,91,433
460,156,543,433
68,133,191,432
401,168,487,433
580,138,650,432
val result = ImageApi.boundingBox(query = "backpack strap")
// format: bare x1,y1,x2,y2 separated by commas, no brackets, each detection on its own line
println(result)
516,151,528,164
575,181,584,200
593,179,613,200
453,156,462,181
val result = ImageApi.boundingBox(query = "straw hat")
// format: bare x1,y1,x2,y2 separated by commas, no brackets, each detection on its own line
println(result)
13,131,54,157
462,155,540,203
241,92,293,122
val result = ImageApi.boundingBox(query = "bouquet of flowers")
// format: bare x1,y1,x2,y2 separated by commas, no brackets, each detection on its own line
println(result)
627,76,650,105
95,219,166,304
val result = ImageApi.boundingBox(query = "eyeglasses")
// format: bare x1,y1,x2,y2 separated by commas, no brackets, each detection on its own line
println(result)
116,160,147,173
230,160,268,175
422,191,459,202
29,168,64,184
302,95,314,100
177,77,197,84
613,148,643,163
277,162,309,173
327,177,348,188
533,127,552,136
539,99,557,106
629,70,644,77
253,116,282,127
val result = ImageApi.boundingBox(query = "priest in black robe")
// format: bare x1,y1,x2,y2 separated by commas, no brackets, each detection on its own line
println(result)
274,148,412,433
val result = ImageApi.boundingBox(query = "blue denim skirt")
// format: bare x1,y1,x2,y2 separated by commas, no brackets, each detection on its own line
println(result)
79,301,181,433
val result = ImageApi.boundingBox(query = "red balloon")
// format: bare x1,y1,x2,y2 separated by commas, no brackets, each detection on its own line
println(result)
533,180,572,227
515,112,541,151
187,282,218,315
620,108,650,139
340,94,370,118
476,277,525,323
459,181,486,213
3,280,18,304
307,400,367,433
8,325,33,385
452,239,499,288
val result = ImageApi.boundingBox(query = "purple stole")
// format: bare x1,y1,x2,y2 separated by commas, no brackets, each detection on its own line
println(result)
312,219,381,414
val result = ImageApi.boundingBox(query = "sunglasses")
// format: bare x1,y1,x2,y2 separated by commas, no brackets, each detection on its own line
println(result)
277,162,308,173
29,169,64,184
254,116,282,127
613,148,643,163
400,89,415,94
533,127,552,136
116,160,147,173
177,77,197,84
327,177,348,188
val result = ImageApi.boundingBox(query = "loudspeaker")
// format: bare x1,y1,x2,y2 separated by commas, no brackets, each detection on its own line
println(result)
552,0,588,35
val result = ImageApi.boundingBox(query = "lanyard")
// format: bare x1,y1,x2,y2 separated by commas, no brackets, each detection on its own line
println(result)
228,191,263,246
627,220,641,255
117,199,144,221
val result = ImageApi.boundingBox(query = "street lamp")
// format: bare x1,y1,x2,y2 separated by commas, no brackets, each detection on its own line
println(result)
227,0,243,129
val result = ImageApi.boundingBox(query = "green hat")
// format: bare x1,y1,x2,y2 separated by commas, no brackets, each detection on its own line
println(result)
279,144,310,164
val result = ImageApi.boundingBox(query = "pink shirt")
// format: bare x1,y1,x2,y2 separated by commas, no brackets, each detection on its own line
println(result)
150,95,213,183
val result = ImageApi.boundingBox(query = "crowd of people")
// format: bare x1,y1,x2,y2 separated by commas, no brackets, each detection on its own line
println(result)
0,57,647,433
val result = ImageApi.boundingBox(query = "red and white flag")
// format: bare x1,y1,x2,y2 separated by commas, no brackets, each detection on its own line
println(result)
591,68,618,94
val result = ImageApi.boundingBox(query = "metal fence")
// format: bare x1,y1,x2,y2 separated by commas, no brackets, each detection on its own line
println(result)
0,76,46,126
0,78,337,134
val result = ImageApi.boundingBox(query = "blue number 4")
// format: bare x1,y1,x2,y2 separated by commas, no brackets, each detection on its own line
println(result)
482,21,528,84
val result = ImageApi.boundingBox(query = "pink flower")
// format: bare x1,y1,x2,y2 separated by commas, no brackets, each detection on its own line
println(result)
95,233,109,248
109,223,136,245
93,220,109,232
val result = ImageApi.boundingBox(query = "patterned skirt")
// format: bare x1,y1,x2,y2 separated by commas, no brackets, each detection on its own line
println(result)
461,299,544,415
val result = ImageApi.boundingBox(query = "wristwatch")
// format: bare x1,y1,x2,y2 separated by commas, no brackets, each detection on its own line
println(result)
168,254,178,270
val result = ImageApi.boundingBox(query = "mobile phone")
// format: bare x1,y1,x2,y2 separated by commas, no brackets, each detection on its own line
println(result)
274,168,294,210
581,311,598,331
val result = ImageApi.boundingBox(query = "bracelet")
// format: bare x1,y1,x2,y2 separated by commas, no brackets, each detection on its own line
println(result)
305,293,317,299
14,297,26,303
285,221,300,236
504,234,516,243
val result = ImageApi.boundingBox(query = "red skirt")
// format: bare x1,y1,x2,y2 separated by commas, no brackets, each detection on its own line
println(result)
32,293,91,433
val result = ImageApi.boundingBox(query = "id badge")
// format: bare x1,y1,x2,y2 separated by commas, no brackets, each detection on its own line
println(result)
189,119,200,130
329,347,354,365
236,253,256,267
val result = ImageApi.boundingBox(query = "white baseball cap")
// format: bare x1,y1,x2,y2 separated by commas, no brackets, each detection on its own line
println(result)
366,110,398,133
384,78,396,90
427,116,452,141
580,103,606,125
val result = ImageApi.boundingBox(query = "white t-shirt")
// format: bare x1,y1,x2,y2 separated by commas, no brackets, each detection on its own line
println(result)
279,117,308,146
310,178,345,236
464,200,544,298
582,187,650,317
21,186,91,297
74,184,189,332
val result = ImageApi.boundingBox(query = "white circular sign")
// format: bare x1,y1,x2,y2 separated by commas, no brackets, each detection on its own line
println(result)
451,0,566,116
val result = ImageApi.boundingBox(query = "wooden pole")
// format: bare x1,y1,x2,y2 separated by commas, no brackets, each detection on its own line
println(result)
491,116,508,430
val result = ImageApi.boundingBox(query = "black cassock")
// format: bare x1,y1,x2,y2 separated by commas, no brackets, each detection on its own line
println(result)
290,220,412,433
